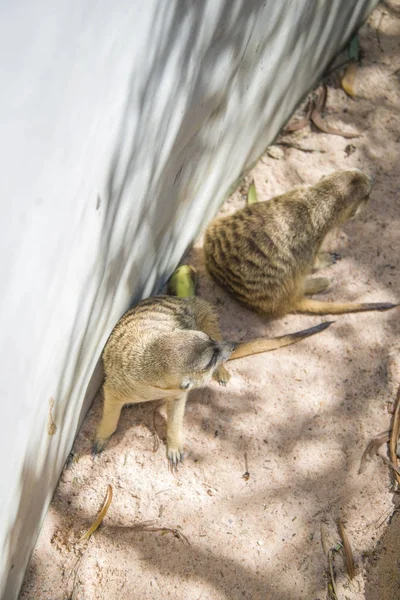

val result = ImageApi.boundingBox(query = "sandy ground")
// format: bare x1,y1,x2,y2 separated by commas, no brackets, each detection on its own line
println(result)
20,4,400,599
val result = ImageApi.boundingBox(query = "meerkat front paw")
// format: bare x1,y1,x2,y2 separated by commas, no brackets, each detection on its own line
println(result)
213,365,231,386
313,251,341,270
92,437,108,456
167,444,184,471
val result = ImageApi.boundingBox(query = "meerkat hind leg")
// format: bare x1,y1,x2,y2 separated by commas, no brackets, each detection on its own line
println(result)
166,393,188,469
93,387,126,454
304,277,330,295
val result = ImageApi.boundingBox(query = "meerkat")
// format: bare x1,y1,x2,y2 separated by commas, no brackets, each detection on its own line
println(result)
204,170,398,317
93,295,331,468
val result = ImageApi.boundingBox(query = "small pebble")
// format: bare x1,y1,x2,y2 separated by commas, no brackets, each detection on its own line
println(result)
266,145,285,160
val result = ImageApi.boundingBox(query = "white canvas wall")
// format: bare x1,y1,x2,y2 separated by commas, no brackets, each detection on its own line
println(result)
0,1,377,597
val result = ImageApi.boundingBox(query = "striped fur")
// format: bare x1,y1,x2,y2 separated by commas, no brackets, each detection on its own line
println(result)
94,295,234,468
204,170,397,316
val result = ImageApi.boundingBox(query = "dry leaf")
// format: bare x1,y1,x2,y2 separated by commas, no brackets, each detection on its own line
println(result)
328,550,339,599
338,520,356,579
342,63,358,97
78,484,113,542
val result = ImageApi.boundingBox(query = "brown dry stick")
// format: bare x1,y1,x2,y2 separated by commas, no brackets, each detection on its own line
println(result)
338,520,356,579
389,384,400,485
78,484,113,542
311,85,359,139
358,431,390,474
284,101,313,132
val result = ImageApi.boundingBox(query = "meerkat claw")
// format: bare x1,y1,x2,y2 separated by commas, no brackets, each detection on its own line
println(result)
92,440,106,457
318,251,341,268
169,456,179,473
168,447,184,471
371,302,398,311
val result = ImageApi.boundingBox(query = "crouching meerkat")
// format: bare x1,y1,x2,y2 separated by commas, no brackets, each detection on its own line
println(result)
93,295,331,468
204,170,398,317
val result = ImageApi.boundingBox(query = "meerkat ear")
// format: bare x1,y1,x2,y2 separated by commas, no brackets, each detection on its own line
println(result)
179,378,193,390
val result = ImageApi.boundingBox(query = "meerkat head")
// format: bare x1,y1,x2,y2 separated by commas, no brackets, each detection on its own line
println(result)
318,169,374,225
141,331,235,392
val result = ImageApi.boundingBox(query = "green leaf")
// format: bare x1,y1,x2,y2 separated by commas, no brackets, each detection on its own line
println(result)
167,265,198,297
247,180,258,205
348,36,360,62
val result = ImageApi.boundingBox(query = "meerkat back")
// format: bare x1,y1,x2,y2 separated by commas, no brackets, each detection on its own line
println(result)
94,295,235,466
204,191,312,316
204,170,397,317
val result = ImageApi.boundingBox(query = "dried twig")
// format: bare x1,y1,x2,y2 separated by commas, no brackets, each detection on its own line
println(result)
358,430,390,474
152,407,160,452
284,84,359,139
284,101,313,132
68,550,85,600
156,488,173,495
328,550,339,599
376,12,385,52
277,141,326,153
320,523,329,557
131,520,190,546
78,484,113,543
338,520,356,579
380,455,400,477
311,85,359,139
389,385,400,485
373,505,395,529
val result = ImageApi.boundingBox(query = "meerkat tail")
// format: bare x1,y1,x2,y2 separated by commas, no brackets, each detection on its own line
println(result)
228,321,333,360
294,298,398,315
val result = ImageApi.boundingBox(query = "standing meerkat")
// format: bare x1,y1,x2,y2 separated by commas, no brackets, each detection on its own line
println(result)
93,295,331,468
204,170,398,317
